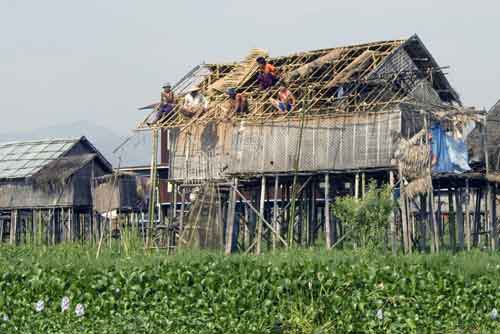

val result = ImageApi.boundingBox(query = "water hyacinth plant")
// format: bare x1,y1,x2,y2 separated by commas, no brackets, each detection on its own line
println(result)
1,246,500,332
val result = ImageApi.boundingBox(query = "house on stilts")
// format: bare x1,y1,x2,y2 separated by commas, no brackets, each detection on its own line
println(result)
0,137,112,244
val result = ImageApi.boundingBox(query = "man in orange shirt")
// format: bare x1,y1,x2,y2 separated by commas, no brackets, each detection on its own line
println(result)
256,56,278,89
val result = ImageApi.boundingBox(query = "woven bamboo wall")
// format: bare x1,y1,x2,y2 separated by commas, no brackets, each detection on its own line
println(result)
169,111,402,181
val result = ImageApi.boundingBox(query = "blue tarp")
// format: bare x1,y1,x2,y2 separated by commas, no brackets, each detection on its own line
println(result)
430,123,471,173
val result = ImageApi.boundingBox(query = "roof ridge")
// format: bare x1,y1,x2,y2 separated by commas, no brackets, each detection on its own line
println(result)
0,137,82,147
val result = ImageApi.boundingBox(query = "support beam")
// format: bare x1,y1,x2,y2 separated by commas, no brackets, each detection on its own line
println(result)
389,171,396,255
256,176,266,255
465,179,471,251
324,173,332,249
230,185,288,247
355,173,360,199
455,187,465,250
490,183,497,251
272,176,280,251
225,178,238,255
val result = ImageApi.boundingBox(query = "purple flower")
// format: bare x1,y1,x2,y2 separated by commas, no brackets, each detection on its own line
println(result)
75,303,85,317
61,296,70,312
35,300,44,312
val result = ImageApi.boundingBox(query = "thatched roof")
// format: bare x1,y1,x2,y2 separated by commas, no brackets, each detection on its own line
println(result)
33,154,97,188
0,136,112,181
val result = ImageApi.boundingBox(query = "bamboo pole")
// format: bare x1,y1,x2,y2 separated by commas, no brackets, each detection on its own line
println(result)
465,179,471,251
324,173,332,249
225,178,238,255
272,176,280,251
256,176,266,255
147,128,159,249
389,171,397,255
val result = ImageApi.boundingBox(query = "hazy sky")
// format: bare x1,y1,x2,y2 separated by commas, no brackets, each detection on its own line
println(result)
1,0,499,134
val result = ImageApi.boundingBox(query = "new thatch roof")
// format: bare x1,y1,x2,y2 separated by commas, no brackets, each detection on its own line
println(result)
138,34,461,129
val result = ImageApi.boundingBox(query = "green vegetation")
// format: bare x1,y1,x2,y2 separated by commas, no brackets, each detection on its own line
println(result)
1,246,500,333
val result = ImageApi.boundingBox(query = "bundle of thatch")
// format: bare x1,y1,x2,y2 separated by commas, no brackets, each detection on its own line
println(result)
404,175,432,199
395,130,432,199
207,48,268,94
283,48,345,82
33,154,96,191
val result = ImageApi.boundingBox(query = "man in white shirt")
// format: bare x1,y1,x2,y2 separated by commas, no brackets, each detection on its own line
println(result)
181,86,209,117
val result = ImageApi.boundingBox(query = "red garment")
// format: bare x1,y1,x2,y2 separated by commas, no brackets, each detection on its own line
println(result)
264,63,276,75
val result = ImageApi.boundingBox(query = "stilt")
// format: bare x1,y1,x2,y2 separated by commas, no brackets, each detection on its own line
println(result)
272,176,279,251
256,176,266,255
324,173,331,249
355,173,360,199
455,187,465,250
490,183,497,250
389,171,396,254
361,172,366,198
448,189,456,251
225,178,238,255
465,179,471,251
9,210,17,245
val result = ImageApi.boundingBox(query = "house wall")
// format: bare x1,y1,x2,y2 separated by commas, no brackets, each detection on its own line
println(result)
0,179,74,209
168,111,402,180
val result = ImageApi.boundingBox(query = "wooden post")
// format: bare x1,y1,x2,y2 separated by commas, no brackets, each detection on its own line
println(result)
465,179,471,251
272,176,280,251
10,210,17,245
179,187,186,231
429,189,439,253
389,171,397,255
147,128,159,249
256,176,266,255
225,178,238,255
455,187,465,250
324,173,332,249
490,183,497,250
361,172,366,198
447,188,456,251
355,173,360,199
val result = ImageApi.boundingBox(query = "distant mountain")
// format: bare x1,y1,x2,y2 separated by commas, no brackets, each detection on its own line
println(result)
0,120,151,167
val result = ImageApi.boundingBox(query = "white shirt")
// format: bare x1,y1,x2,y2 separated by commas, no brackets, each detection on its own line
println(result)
183,92,208,109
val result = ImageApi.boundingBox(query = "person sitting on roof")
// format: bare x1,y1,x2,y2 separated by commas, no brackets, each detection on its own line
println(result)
256,56,278,90
158,82,176,119
270,83,296,113
226,88,249,115
180,86,209,117
147,82,176,125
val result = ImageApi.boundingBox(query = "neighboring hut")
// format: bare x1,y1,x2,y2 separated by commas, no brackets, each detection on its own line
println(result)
0,137,112,244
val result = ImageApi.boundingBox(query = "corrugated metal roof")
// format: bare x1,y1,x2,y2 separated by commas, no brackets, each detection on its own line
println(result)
0,138,80,179
172,64,212,96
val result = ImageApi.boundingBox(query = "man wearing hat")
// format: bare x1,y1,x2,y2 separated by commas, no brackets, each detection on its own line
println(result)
148,82,176,124
181,86,209,117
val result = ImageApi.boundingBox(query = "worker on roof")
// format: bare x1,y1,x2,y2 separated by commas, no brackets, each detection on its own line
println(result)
271,83,296,113
226,88,249,115
180,86,209,117
256,56,278,90
147,82,176,125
